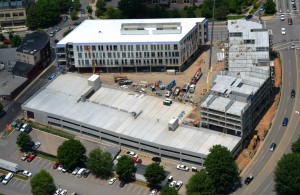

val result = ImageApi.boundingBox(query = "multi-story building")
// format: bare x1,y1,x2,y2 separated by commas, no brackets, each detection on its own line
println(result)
56,18,208,73
0,0,31,27
200,20,272,139
13,32,51,81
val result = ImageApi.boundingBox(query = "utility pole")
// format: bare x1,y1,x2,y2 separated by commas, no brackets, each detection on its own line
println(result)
207,0,216,93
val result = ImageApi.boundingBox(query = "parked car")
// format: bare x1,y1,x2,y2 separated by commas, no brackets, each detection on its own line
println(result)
189,84,196,93
83,169,91,178
119,80,133,85
119,180,126,187
21,152,29,161
165,90,172,97
49,31,55,37
245,15,253,20
2,172,13,185
26,153,36,162
72,167,80,175
167,175,173,183
55,188,62,195
20,123,31,132
150,189,158,195
53,162,60,169
288,18,293,25
109,177,117,185
173,87,180,96
127,151,138,158
175,181,183,190
244,174,254,185
0,175,5,182
60,189,68,195
22,170,32,177
62,167,67,173
158,80,165,90
152,156,161,163
63,16,68,21
177,164,189,171
32,142,41,150
169,180,177,187
57,164,63,171
270,143,277,152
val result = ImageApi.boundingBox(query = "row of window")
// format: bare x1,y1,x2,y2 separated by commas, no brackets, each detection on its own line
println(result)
0,12,24,18
76,44,179,52
77,51,180,59
77,58,179,66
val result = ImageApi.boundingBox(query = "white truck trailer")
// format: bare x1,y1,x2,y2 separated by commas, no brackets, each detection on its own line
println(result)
0,159,19,173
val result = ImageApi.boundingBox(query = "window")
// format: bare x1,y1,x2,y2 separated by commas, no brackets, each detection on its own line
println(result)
229,32,242,37
152,0,159,3
174,44,178,50
19,12,24,16
244,39,255,44
171,0,176,3
136,45,140,51
78,53,82,58
113,45,117,51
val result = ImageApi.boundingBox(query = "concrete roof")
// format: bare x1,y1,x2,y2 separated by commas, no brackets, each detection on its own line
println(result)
16,32,49,54
22,73,241,156
57,18,206,46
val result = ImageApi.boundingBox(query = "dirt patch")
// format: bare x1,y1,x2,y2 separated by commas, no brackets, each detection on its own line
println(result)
236,58,281,171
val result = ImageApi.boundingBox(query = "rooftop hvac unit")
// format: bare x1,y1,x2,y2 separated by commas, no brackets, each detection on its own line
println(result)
168,118,179,131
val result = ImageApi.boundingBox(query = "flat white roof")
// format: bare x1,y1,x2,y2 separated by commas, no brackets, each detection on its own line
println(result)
22,73,240,156
57,18,206,46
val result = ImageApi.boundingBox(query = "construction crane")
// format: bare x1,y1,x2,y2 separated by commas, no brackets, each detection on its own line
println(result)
85,45,97,74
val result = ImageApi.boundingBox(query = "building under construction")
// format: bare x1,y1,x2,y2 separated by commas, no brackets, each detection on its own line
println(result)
200,20,272,139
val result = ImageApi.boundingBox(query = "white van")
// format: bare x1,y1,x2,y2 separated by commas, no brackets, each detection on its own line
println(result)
77,168,86,178
2,172,13,184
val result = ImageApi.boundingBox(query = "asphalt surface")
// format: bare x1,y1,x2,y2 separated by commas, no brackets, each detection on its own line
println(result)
235,7,300,195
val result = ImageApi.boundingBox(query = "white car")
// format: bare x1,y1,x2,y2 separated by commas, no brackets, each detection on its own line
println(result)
280,14,285,21
57,164,63,171
54,188,62,195
22,170,32,177
109,177,117,185
32,142,41,150
150,189,158,195
165,90,172,97
127,151,138,158
60,189,68,195
72,167,80,175
281,28,286,35
175,181,183,190
169,180,177,187
177,164,189,171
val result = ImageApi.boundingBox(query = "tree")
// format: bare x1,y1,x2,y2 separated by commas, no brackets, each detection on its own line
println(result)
26,0,61,29
116,155,134,181
144,163,166,187
36,28,45,32
73,0,81,11
0,102,3,112
292,136,300,153
16,132,32,150
87,148,113,177
11,35,22,47
264,0,276,14
95,0,106,17
0,33,6,41
160,185,178,195
57,139,86,169
205,145,239,193
70,10,78,20
103,7,122,19
186,170,216,195
274,153,300,194
118,0,145,18
30,169,56,195
86,5,93,15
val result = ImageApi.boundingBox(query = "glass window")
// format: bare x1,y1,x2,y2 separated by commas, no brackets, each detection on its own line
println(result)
78,53,82,58
136,45,140,51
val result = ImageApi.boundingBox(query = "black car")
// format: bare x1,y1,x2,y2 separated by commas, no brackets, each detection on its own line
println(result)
288,18,293,25
291,89,295,98
119,80,133,86
0,175,5,182
119,180,126,188
83,170,90,178
244,174,254,185
245,15,253,20
152,156,161,163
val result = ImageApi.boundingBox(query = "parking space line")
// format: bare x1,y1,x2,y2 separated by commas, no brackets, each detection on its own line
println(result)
39,159,47,167
10,150,20,160
137,187,144,194
45,161,51,169
17,180,24,188
126,183,133,191
21,181,29,190
10,179,18,187
142,189,148,195
132,186,139,193
34,158,42,166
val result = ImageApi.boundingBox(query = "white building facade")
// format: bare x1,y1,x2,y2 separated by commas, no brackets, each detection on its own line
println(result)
56,18,208,72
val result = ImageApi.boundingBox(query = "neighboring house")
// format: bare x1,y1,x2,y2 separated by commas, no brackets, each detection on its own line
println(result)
14,32,51,81
56,18,208,73
0,0,33,28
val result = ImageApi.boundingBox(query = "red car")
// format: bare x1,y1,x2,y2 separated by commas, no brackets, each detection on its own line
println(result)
53,162,60,169
26,153,36,162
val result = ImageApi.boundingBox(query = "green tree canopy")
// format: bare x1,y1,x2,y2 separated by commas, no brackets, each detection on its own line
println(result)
160,185,178,195
73,0,81,11
70,10,78,20
86,5,93,15
0,34,6,41
16,132,32,150
103,7,122,19
30,169,56,195
0,102,3,111
57,139,86,169
144,163,166,187
116,155,134,181
118,0,145,18
292,136,300,153
205,145,239,193
95,0,106,17
186,170,216,195
87,148,113,177
11,35,22,47
274,153,300,194
264,0,276,14
26,0,61,29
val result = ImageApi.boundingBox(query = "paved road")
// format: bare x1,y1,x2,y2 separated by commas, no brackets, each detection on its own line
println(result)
235,8,300,195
